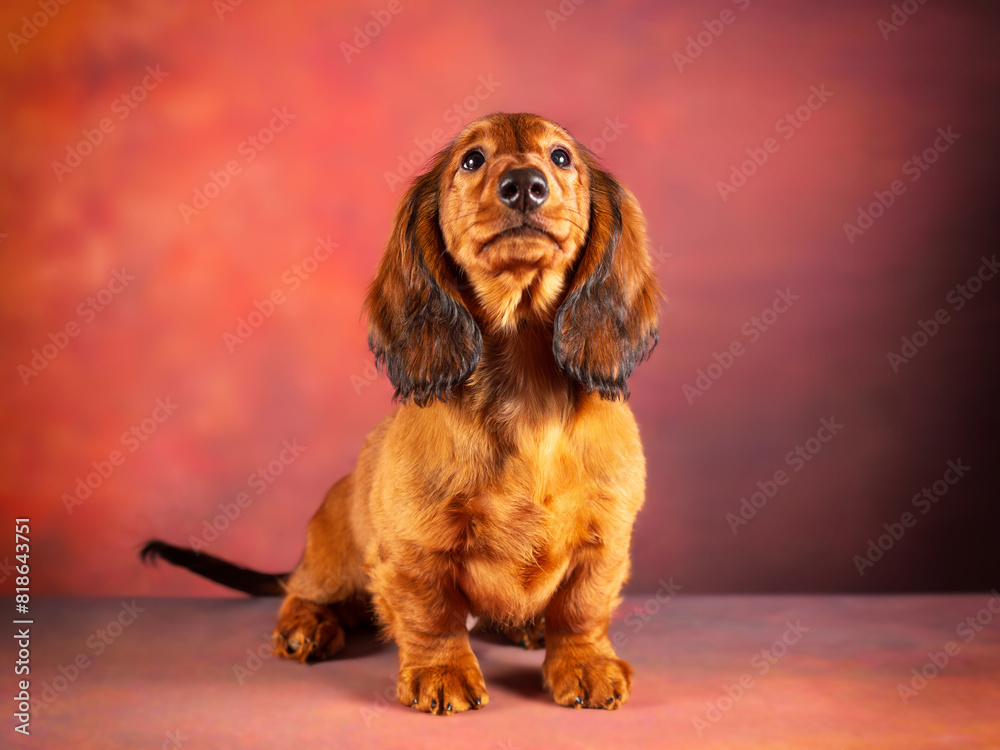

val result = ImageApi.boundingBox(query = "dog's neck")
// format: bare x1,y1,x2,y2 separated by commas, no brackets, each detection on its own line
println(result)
460,319,577,435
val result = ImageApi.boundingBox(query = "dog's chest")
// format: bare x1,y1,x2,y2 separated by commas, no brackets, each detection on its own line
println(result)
451,503,568,620
404,403,633,622
446,460,594,622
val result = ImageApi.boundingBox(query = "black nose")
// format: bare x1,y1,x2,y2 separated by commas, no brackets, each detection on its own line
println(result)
497,167,548,212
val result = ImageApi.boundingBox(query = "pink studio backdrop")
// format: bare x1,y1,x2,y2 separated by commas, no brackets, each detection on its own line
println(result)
1,1,997,597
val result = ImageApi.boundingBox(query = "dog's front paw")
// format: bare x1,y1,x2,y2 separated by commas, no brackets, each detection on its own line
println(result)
543,651,632,710
272,597,344,663
397,662,489,715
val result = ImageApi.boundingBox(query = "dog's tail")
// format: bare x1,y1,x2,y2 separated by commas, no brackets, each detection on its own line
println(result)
140,540,290,597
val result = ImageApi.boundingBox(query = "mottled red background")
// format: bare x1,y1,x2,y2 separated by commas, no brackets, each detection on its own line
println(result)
1,0,997,597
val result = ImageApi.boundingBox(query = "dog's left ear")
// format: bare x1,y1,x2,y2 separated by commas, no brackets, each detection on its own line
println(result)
364,158,482,406
554,163,660,400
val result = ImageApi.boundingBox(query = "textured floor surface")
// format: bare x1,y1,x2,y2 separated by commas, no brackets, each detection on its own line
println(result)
6,594,1000,748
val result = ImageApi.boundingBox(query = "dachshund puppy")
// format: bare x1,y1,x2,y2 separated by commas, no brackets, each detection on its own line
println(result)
143,112,660,714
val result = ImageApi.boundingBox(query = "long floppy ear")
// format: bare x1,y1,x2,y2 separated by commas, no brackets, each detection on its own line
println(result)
364,158,481,406
553,162,660,400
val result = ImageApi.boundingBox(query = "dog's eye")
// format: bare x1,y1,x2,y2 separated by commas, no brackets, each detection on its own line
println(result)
550,148,571,168
461,150,486,172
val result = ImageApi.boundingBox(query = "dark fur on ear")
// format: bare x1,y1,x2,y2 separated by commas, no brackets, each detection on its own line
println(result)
553,161,660,400
364,157,482,406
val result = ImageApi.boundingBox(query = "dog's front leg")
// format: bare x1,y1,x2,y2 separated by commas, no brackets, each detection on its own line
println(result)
542,552,633,709
372,567,488,715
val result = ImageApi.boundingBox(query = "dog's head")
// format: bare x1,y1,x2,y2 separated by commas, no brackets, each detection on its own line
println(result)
365,112,660,406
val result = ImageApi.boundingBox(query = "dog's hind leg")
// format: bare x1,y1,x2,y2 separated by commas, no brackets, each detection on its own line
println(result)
273,474,372,662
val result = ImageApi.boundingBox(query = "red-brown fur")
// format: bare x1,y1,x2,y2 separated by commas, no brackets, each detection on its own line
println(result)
145,113,660,714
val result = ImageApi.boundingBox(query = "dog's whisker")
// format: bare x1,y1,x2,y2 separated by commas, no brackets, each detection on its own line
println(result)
441,209,485,227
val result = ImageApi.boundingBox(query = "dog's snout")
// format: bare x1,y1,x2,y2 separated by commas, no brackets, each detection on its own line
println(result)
497,167,548,212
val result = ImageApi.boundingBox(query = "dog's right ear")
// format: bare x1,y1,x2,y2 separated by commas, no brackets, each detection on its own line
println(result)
364,159,482,406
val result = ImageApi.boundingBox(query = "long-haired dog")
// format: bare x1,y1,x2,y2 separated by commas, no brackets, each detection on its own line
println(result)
143,112,660,714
